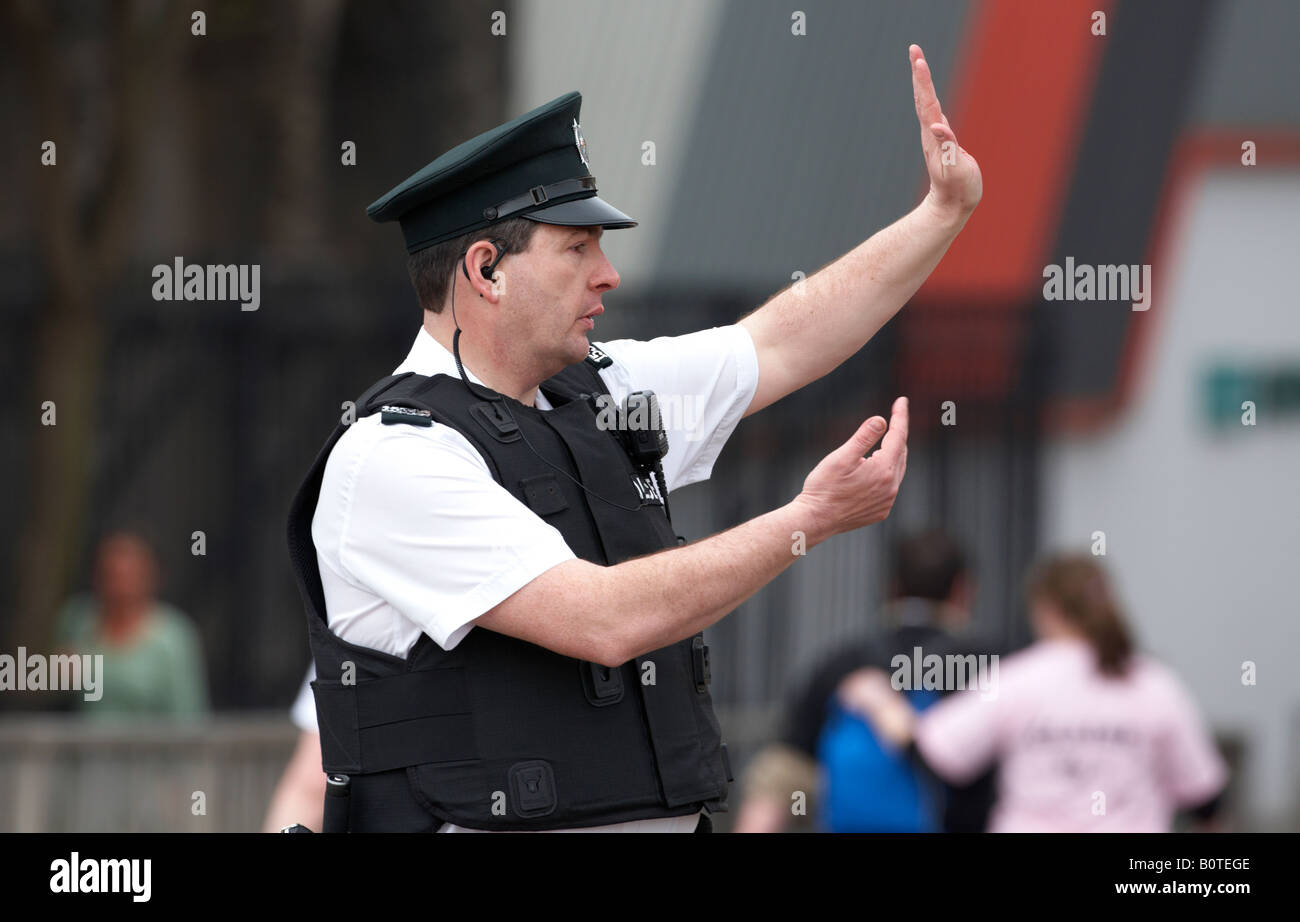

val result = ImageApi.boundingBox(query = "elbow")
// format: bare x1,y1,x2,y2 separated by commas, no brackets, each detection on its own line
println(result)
569,563,635,668
586,607,638,667
590,630,632,669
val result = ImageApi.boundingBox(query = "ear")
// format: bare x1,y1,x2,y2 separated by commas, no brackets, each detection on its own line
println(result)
463,240,502,301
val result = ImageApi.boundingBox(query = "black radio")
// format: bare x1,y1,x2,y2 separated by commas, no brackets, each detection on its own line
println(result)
617,390,670,472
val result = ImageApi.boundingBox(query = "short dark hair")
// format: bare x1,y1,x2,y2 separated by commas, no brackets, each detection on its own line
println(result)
405,217,544,313
892,530,968,602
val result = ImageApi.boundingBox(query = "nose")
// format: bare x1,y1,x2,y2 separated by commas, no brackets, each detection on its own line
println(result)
591,245,620,292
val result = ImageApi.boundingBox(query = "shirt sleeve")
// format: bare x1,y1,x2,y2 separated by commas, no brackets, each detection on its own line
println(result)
913,685,1004,786
323,422,577,652
1154,672,1228,807
593,324,759,492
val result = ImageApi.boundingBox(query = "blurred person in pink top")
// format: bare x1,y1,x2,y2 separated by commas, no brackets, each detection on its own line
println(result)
838,553,1229,832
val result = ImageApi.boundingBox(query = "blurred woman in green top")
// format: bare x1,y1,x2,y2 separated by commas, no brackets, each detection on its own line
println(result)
55,532,207,719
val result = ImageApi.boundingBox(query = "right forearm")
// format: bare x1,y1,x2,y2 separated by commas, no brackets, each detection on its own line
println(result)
600,499,824,662
485,403,908,667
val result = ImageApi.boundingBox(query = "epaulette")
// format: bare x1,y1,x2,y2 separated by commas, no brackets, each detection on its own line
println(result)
379,404,433,427
585,343,613,369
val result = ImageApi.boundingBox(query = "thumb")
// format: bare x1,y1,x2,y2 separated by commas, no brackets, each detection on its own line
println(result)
840,416,887,459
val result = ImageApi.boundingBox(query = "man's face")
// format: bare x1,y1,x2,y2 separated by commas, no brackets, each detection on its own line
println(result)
493,222,620,376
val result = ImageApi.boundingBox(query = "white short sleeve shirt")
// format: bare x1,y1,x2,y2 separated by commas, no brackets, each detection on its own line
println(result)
296,323,759,832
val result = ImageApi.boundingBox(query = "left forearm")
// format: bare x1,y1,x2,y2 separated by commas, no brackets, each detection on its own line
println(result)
742,195,971,412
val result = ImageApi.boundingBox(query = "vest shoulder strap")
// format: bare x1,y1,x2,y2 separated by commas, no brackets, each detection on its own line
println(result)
539,350,612,406
362,352,613,427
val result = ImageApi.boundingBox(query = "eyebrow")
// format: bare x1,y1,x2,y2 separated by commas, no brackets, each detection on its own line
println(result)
567,227,603,242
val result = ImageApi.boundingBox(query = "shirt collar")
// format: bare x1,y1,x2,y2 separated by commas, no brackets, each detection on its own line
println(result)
393,326,482,383
392,326,552,409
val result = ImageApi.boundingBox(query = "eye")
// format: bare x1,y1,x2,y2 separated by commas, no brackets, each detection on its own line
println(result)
570,243,586,253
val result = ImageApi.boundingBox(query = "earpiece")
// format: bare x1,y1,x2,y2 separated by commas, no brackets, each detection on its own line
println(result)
460,256,485,282
461,239,511,283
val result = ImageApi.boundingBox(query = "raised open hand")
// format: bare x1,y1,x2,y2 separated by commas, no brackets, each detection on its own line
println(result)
910,44,982,218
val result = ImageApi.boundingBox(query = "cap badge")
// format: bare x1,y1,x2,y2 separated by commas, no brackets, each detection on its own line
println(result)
572,118,590,168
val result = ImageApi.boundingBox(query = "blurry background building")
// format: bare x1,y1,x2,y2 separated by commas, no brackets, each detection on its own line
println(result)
1,0,1296,830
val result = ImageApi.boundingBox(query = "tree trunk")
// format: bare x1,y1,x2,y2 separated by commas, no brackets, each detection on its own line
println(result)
6,0,168,654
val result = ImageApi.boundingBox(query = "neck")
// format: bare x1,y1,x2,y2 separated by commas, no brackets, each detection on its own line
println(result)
1036,618,1085,642
100,600,150,644
425,315,541,406
883,596,968,630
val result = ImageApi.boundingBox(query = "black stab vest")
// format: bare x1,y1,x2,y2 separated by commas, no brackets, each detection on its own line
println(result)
285,354,733,830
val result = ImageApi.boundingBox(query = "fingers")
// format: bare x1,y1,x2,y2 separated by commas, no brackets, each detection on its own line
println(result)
841,415,888,460
910,44,944,132
931,122,955,144
877,396,910,465
842,397,909,464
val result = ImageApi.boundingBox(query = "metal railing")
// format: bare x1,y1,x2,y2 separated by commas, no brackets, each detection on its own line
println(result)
0,708,781,833
0,712,1278,833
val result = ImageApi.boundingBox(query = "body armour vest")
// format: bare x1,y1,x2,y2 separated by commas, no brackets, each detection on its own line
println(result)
286,352,733,831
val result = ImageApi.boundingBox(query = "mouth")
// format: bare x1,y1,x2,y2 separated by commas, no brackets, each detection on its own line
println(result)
578,304,604,330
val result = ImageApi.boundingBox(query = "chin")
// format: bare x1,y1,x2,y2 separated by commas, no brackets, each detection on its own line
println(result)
540,337,588,379
566,334,590,365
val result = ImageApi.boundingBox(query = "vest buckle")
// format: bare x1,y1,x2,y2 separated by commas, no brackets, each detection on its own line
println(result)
508,760,557,817
692,635,711,692
581,660,624,706
469,400,520,442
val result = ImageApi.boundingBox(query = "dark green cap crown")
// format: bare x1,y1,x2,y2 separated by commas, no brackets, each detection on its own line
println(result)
367,91,636,254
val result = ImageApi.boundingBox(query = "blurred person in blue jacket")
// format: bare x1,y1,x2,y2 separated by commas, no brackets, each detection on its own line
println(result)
735,530,999,832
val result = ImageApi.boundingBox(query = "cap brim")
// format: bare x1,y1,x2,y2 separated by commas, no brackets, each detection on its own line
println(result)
521,195,637,229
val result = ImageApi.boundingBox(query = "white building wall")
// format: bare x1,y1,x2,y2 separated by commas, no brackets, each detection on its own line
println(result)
512,0,728,294
1042,169,1300,825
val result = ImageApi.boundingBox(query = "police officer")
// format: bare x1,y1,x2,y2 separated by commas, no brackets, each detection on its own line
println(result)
287,47,977,833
